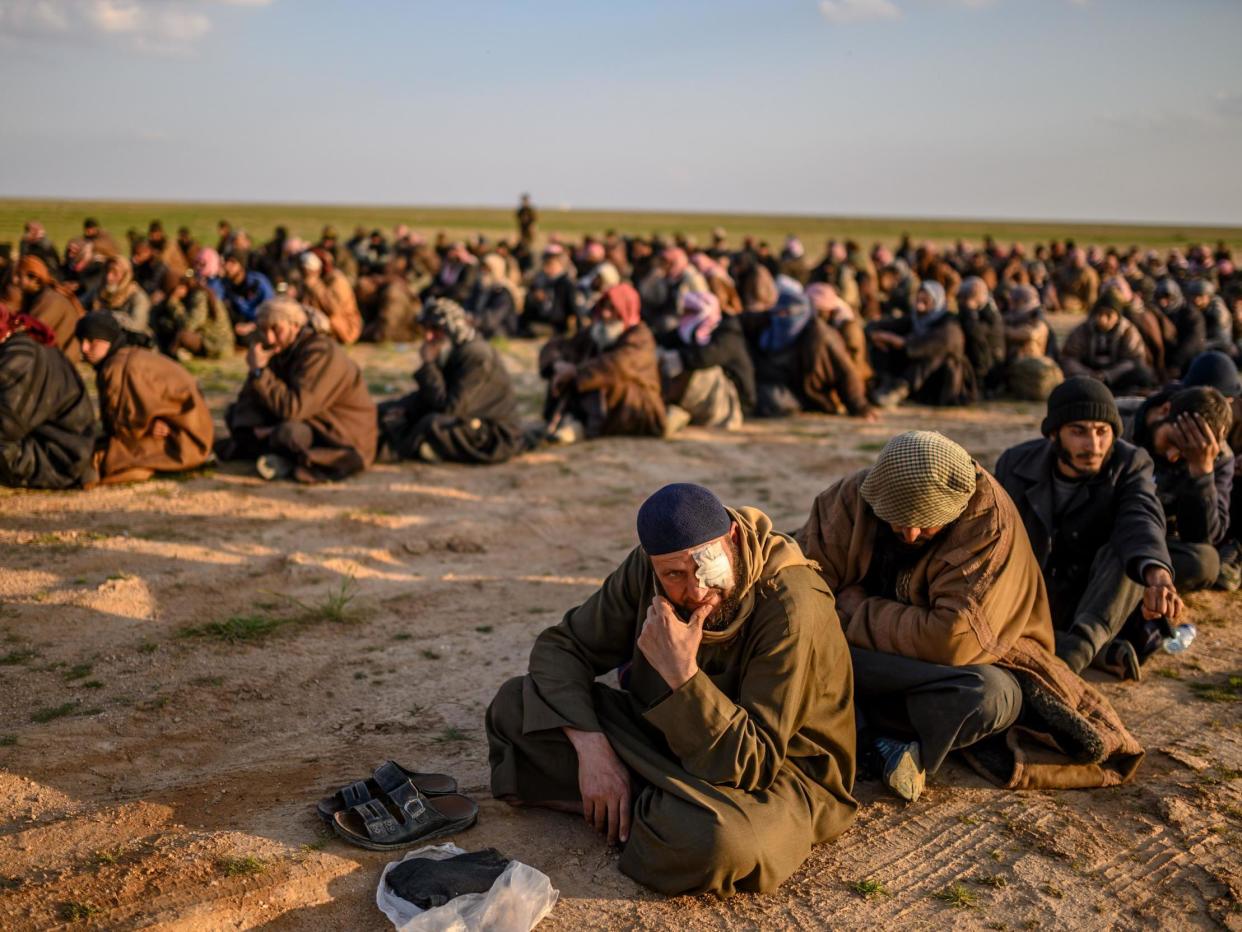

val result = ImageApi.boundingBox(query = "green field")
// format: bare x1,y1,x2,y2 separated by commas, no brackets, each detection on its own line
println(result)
3,198,1240,255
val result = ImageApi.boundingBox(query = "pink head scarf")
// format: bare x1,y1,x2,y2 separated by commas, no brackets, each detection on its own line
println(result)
678,290,722,346
195,247,222,278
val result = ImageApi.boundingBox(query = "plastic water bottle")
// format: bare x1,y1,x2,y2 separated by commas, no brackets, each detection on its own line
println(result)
1161,623,1198,654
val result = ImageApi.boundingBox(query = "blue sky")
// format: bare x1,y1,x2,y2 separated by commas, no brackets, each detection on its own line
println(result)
1,0,1239,224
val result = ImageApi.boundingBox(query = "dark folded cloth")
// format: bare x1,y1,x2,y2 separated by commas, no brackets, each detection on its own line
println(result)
386,848,511,909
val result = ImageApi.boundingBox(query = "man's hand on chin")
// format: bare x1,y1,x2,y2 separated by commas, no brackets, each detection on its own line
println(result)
563,728,631,845
637,595,711,691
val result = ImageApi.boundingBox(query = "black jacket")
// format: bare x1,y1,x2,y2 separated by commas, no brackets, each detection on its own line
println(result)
413,338,517,424
0,333,96,489
995,438,1169,597
1128,395,1234,545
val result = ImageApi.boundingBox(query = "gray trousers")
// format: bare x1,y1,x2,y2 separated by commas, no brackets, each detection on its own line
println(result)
1051,545,1144,673
1169,540,1220,592
850,647,1022,774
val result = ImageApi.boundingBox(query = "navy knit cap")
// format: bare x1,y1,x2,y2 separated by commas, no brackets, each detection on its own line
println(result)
75,310,122,344
636,483,732,556
1184,350,1241,398
1041,376,1122,438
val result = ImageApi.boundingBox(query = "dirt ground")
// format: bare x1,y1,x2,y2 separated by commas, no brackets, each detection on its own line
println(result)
1,339,1239,932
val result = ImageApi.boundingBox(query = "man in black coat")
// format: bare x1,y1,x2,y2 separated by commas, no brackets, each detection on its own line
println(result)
995,378,1179,680
1126,384,1234,592
378,299,524,465
0,307,96,489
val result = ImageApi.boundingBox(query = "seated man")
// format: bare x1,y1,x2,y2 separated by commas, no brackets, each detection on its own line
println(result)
995,378,1179,680
657,290,753,432
75,312,214,484
1125,385,1233,593
1001,284,1062,401
155,267,235,360
299,250,362,346
1060,298,1156,394
486,483,857,896
219,297,377,483
17,254,85,360
0,304,95,489
94,256,153,340
867,281,977,408
519,246,577,336
220,252,275,339
955,277,1007,395
377,299,524,465
749,278,874,420
537,283,666,443
797,431,1143,800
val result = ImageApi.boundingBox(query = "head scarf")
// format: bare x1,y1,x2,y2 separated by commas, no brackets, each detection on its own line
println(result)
195,247,222,279
75,310,127,360
481,253,521,304
759,276,813,352
597,283,642,329
805,281,853,323
102,256,139,310
17,255,86,318
421,298,477,345
23,221,47,242
1007,284,1042,316
678,290,723,346
0,301,56,346
861,431,977,528
912,280,948,338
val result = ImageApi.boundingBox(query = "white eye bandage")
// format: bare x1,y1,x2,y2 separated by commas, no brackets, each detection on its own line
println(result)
690,541,733,590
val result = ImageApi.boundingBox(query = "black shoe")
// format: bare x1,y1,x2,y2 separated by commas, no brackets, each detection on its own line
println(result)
1091,640,1141,681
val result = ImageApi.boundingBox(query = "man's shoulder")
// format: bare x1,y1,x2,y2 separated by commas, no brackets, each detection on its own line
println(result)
755,564,832,632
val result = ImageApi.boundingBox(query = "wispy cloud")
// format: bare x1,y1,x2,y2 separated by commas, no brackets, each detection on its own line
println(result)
0,0,272,53
818,0,902,24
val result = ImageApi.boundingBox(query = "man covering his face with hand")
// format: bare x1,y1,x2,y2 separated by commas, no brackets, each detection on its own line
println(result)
486,483,857,897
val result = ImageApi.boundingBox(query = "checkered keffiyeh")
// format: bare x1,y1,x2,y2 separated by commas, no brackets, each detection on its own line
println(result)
421,298,477,346
860,431,976,528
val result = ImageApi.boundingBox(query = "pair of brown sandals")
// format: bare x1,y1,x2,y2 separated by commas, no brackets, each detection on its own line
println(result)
317,760,478,851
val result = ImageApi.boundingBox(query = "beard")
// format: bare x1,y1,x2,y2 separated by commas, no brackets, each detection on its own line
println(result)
1053,437,1108,478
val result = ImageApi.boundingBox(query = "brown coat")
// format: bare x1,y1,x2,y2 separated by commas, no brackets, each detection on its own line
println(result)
798,319,872,417
230,328,377,473
96,346,214,482
832,316,872,384
540,324,667,437
27,288,83,362
303,271,362,345
797,467,1144,789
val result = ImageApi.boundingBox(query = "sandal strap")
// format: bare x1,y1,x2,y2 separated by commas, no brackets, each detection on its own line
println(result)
373,760,408,794
339,780,371,809
386,779,433,825
355,798,403,843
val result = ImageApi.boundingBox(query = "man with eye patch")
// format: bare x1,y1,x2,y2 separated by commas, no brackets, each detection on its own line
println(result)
485,483,857,897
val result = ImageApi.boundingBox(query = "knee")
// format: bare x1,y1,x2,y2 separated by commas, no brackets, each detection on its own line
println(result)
628,799,756,895
1174,543,1220,592
484,676,526,742
270,420,309,449
971,666,1023,733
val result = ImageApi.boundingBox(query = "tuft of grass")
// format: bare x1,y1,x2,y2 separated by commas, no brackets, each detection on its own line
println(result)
474,625,494,634
64,663,93,681
1154,668,1182,680
0,648,38,666
849,878,889,899
856,441,888,452
179,613,286,643
218,855,266,877
1039,882,1064,899
393,632,412,641
31,701,78,723
0,875,21,890
295,577,359,624
0,735,16,747
932,883,979,908
91,849,119,866
137,641,158,654
81,680,105,690
58,901,99,922
432,726,469,744
1188,675,1242,703
192,675,224,688
974,873,1008,888
421,649,442,660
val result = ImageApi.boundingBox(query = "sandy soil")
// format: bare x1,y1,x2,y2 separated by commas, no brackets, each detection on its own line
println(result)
0,340,1239,931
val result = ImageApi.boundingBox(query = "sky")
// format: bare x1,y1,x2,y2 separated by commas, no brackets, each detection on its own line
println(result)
1,0,1240,225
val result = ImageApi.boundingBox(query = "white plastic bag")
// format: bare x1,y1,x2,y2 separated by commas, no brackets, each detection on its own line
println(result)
376,843,559,932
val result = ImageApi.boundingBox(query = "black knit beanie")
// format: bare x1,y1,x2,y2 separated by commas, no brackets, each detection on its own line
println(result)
636,484,732,556
75,311,123,344
1041,376,1123,437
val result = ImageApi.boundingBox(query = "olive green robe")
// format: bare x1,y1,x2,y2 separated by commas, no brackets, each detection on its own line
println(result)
486,508,857,897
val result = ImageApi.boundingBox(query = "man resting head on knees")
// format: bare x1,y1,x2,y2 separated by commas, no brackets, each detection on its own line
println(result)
995,377,1178,681
486,483,857,897
798,431,1144,799
77,311,214,485
219,296,377,483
